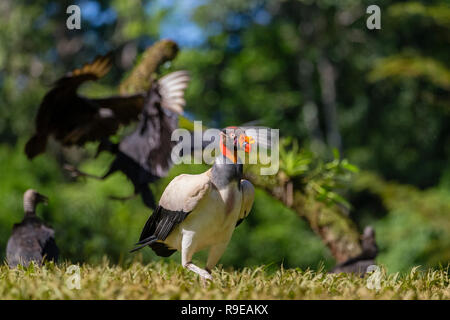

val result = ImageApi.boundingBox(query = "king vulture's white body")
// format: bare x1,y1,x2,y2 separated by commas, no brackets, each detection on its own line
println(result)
163,170,252,259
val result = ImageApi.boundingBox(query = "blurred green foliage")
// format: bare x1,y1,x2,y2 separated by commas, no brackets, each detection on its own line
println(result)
0,0,449,271
279,139,358,209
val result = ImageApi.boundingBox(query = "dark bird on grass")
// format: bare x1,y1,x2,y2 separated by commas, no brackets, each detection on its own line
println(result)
6,190,59,268
25,53,147,159
330,226,378,275
130,127,267,281
64,70,190,209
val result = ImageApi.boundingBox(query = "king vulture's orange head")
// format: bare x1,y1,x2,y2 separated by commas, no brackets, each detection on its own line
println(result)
219,127,255,162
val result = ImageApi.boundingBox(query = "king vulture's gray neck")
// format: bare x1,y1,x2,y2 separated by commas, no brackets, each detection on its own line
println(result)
211,155,243,189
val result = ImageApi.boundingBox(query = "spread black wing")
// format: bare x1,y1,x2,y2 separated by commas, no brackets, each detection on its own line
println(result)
25,53,146,159
118,90,178,178
92,71,189,208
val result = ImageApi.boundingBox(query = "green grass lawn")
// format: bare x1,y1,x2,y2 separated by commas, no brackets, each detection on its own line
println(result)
0,261,448,299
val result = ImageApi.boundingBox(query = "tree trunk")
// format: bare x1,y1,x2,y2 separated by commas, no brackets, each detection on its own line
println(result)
119,39,179,95
318,56,342,151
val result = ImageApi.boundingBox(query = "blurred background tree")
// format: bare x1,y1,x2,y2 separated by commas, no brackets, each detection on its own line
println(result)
0,0,448,272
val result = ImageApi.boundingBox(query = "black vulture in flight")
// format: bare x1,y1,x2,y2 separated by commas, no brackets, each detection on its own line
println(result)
64,70,190,209
6,190,59,268
329,226,378,275
25,53,146,159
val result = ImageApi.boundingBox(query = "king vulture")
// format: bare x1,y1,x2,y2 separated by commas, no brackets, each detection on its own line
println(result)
131,127,258,281
25,53,147,159
6,190,59,268
64,70,190,209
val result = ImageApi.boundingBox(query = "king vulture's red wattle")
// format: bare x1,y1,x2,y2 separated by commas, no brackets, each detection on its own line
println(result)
131,127,255,281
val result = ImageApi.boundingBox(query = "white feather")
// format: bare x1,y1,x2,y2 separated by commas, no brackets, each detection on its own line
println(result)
157,70,190,115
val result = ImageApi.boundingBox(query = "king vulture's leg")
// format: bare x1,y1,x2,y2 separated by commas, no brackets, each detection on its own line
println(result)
181,231,213,281
205,241,230,274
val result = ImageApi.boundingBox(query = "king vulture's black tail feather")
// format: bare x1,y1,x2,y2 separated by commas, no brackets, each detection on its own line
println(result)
135,235,157,246
130,235,157,253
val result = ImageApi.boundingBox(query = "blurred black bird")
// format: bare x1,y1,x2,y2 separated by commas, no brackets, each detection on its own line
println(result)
330,226,378,275
25,53,146,159
64,70,190,209
6,190,59,268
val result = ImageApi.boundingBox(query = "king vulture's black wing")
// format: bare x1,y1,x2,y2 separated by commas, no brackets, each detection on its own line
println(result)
131,206,189,256
131,172,211,256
